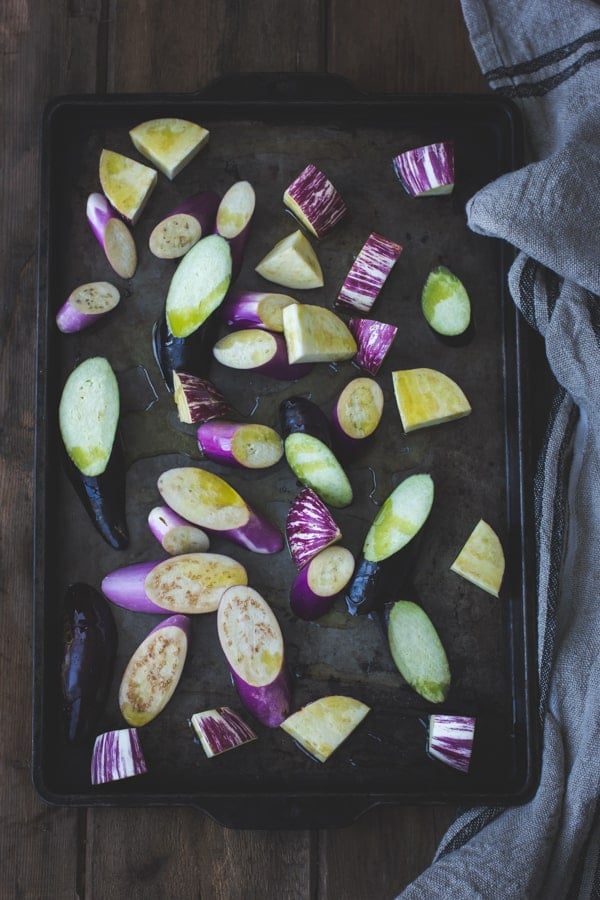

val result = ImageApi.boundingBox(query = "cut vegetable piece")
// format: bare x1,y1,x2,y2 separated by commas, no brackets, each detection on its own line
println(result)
144,552,248,614
59,356,120,478
102,561,168,613
119,615,191,726
172,371,232,424
332,377,384,454
165,233,232,339
283,164,347,239
280,396,352,509
393,141,455,197
421,266,471,337
284,432,353,508
149,190,220,259
86,193,137,278
280,696,370,763
91,728,147,785
348,317,398,375
221,290,298,332
99,149,157,224
290,545,355,620
282,303,357,364
61,583,117,744
392,367,472,432
217,585,291,727
450,519,505,597
191,707,257,757
255,229,324,290
215,180,256,280
56,281,120,334
336,232,402,314
213,328,313,380
363,473,434,563
59,357,129,549
197,421,283,469
148,505,210,554
286,487,342,570
153,312,218,391
427,714,476,774
129,117,209,179
157,466,283,554
387,600,450,704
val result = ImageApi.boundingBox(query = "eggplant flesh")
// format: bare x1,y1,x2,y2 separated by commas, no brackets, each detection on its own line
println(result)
152,311,218,392
63,438,129,551
61,583,118,743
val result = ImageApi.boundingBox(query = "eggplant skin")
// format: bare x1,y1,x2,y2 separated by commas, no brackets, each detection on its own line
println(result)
152,311,217,392
279,396,332,447
61,583,118,744
63,439,129,551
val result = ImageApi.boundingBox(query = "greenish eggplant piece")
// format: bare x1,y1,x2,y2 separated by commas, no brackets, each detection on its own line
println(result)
61,583,118,744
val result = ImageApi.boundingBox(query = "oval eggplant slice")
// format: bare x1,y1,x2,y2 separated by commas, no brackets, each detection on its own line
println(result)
119,615,191,727
217,585,291,727
61,583,118,744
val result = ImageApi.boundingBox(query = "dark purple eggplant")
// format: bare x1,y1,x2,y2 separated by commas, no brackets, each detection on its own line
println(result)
61,582,118,744
152,310,218,392
62,438,129,551
279,395,333,446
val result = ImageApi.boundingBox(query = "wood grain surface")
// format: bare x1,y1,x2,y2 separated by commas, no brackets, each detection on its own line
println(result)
0,2,488,897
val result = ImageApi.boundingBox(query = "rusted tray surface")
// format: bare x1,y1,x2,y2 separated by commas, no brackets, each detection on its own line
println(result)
33,75,537,828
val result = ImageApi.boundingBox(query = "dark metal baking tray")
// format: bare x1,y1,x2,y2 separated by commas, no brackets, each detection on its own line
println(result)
33,73,538,828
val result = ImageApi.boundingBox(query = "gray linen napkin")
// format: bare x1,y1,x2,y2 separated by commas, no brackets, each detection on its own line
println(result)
398,2,600,897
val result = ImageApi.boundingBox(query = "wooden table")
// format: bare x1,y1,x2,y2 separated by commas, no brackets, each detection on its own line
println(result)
1,3,489,896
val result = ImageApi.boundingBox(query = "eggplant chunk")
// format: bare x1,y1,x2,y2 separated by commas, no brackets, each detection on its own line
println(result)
61,583,118,743
152,311,218,392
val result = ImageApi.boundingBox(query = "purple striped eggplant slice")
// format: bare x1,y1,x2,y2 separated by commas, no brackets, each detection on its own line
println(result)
149,190,220,259
336,232,402,314
172,371,233,424
221,290,299,332
213,328,313,381
289,545,355,620
119,615,191,726
217,585,291,727
348,317,398,375
91,728,147,785
427,714,476,773
197,420,284,469
86,193,137,278
157,467,283,554
283,164,347,239
286,487,342,570
393,141,455,197
148,505,210,555
191,707,257,757
56,281,120,334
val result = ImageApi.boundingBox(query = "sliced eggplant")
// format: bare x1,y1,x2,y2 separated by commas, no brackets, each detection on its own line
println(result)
172,371,232,424
191,707,257,757
289,545,355,620
58,356,129,550
345,473,434,615
348,317,398,375
61,582,118,744
286,487,342,570
387,599,451,703
149,190,220,259
152,311,218,392
213,328,313,381
165,233,232,339
283,164,347,239
421,266,472,341
336,232,402,314
91,728,148,784
197,420,284,469
279,396,353,508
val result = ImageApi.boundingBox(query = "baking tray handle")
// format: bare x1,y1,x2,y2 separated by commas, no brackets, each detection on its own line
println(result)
193,794,380,830
195,71,364,102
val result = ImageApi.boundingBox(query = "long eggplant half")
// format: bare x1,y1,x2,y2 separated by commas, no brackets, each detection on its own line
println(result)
61,582,118,743
152,310,218,392
58,356,129,550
